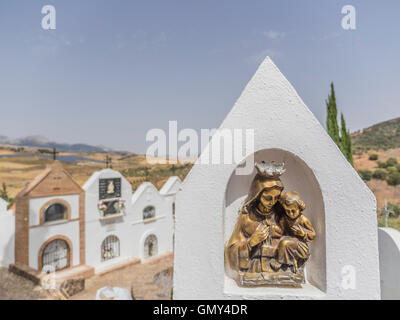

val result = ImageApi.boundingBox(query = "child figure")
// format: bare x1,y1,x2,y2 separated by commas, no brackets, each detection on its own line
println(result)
270,191,316,273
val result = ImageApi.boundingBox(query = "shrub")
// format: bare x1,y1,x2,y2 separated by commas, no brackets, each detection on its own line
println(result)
358,170,372,181
0,183,9,202
396,164,400,172
378,215,400,230
387,166,398,174
6,198,15,210
369,153,378,161
387,171,400,186
377,161,388,169
372,169,388,180
387,203,400,218
386,157,398,167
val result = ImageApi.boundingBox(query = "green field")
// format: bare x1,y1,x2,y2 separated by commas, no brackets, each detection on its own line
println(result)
378,215,400,231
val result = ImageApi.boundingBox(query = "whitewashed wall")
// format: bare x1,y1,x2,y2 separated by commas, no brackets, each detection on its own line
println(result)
29,220,80,270
29,194,79,226
160,177,182,200
130,182,173,260
173,57,380,300
84,169,134,272
84,170,174,273
0,207,15,267
0,198,8,213
378,227,400,299
28,194,81,270
1,170,176,273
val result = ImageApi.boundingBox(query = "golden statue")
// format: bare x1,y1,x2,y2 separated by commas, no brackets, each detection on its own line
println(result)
107,181,115,194
224,162,316,287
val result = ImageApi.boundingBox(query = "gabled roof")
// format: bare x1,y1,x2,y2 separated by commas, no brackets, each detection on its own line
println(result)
16,161,83,198
131,182,160,205
173,56,378,299
160,176,182,196
82,168,123,191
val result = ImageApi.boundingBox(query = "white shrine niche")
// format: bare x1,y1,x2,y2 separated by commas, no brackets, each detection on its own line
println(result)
224,148,326,292
224,149,326,296
173,57,380,299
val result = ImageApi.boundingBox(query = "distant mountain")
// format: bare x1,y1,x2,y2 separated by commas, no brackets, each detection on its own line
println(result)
352,117,400,152
0,135,115,153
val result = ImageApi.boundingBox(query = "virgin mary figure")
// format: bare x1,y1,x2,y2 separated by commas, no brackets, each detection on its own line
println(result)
224,162,286,284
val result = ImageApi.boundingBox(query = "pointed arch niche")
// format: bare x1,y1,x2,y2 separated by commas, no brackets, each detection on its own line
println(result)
224,148,326,292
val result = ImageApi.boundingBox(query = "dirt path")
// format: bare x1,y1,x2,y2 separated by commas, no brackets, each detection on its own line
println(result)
0,254,173,300
0,267,51,300
71,255,173,300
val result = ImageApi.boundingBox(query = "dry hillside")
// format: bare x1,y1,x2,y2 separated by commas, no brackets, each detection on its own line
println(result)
353,148,400,210
0,147,192,203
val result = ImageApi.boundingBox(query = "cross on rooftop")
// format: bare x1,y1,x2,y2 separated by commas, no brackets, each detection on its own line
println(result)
105,155,113,169
51,148,59,161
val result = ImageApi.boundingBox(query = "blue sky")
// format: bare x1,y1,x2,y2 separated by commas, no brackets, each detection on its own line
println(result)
0,1,399,153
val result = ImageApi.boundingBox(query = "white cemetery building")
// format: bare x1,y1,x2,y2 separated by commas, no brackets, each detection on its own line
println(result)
0,198,8,213
0,161,179,279
2,57,400,299
160,176,182,219
160,176,182,203
83,169,176,273
0,198,14,267
173,57,400,300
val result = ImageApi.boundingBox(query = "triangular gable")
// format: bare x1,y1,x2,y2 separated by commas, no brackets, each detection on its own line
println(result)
173,57,379,299
131,182,162,206
17,161,83,198
160,176,182,196
82,170,101,191
82,168,128,191
184,56,373,196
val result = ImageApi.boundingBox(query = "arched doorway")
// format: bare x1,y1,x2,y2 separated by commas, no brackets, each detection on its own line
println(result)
144,234,158,259
42,239,70,272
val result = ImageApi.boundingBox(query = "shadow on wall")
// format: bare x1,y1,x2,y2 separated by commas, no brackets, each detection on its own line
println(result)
224,148,327,292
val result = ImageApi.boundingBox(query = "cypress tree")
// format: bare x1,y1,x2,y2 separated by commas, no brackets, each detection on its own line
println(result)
326,82,340,146
340,113,354,165
325,83,354,166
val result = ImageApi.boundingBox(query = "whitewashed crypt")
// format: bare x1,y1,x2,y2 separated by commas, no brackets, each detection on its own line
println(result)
5,161,179,278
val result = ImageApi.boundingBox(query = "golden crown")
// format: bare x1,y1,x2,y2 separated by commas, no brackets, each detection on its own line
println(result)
255,161,286,178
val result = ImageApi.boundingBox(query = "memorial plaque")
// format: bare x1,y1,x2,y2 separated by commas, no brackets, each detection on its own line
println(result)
99,178,121,200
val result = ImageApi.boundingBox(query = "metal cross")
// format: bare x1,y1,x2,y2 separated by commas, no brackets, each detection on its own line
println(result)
51,148,59,160
382,199,394,228
105,155,112,168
